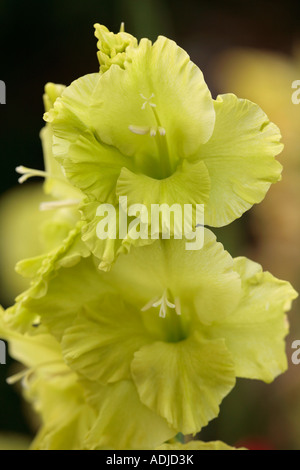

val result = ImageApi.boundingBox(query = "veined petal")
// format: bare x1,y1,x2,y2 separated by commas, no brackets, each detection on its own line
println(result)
80,200,125,271
31,399,95,451
204,257,298,383
25,355,95,451
106,229,242,324
116,159,210,237
83,379,176,450
63,132,131,203
41,83,82,200
90,36,215,162
8,227,92,336
0,311,95,450
0,309,63,370
200,93,283,227
61,296,152,384
131,334,236,435
80,199,153,272
44,73,101,160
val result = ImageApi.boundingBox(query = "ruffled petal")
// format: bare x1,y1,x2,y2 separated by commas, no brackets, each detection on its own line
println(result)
61,296,152,383
204,257,298,382
116,159,210,238
80,199,153,272
83,379,176,450
200,93,283,227
62,132,131,203
8,225,91,335
44,73,101,160
106,229,242,324
90,36,215,164
41,83,82,200
131,334,236,434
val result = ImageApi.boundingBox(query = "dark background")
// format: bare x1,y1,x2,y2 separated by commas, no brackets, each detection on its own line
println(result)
1,0,300,448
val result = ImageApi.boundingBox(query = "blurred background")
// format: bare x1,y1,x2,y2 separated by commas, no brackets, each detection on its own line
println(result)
1,0,300,450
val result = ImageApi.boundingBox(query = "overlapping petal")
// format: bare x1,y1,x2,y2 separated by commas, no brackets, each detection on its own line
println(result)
105,229,242,324
83,379,176,450
131,334,236,434
62,296,153,383
0,310,95,451
41,82,82,200
203,257,298,382
116,159,210,238
200,94,283,226
90,36,215,162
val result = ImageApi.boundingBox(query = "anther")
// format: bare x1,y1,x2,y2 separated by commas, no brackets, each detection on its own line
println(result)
16,166,49,184
140,93,156,110
158,127,166,136
129,125,150,135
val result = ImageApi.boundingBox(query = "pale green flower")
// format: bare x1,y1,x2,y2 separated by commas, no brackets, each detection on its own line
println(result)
3,23,294,451
42,25,283,269
11,230,296,438
0,307,175,450
0,309,95,450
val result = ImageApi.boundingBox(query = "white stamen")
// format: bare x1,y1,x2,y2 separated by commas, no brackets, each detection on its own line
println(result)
16,166,49,184
7,360,71,386
129,125,150,135
40,199,81,211
142,290,176,318
150,127,157,137
158,127,166,136
6,369,30,385
140,93,156,110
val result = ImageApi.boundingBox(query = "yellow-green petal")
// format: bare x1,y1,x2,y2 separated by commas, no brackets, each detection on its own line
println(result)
62,132,131,203
106,229,242,325
200,93,283,227
204,257,298,382
61,296,152,384
131,334,236,435
44,73,101,160
83,379,176,450
90,36,215,162
41,82,82,200
116,159,210,238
